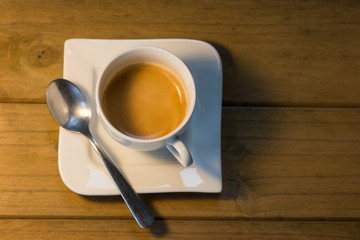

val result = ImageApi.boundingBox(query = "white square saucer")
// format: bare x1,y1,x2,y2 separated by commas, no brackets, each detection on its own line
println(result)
59,39,222,195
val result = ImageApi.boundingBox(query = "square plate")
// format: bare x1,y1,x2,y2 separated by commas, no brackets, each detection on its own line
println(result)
59,39,222,195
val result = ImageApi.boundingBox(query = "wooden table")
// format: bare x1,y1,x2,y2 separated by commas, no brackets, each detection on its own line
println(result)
1,1,360,239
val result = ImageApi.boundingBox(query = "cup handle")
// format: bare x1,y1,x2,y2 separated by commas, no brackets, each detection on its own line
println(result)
166,136,193,167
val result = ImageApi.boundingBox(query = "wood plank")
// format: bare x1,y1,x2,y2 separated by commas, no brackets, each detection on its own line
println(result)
1,103,360,219
223,107,360,217
0,219,359,240
0,1,359,106
0,103,240,218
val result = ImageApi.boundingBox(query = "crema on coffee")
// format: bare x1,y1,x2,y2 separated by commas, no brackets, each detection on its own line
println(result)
102,63,187,139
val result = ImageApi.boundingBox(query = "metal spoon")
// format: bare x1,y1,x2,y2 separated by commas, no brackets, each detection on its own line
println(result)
46,78,154,228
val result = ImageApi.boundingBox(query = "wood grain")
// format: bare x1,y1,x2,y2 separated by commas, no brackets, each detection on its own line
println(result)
0,219,360,240
0,104,360,220
0,0,359,106
1,1,359,238
223,108,360,218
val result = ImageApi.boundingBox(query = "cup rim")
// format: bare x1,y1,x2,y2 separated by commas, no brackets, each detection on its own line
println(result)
95,45,196,144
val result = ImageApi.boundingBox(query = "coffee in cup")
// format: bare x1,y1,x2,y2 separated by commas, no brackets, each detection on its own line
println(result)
102,63,187,140
96,46,196,167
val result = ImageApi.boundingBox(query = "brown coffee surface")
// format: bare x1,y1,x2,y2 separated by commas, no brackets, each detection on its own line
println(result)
102,63,187,139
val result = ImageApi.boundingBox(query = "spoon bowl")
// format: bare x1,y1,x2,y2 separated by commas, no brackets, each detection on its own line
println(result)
48,80,90,129
46,78,154,228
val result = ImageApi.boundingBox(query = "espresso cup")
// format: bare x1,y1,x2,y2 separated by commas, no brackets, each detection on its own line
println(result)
95,46,196,167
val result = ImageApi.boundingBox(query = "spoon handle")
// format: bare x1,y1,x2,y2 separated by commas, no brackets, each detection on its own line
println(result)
87,133,154,228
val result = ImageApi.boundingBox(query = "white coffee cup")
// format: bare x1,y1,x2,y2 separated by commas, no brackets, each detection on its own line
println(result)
95,46,196,167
